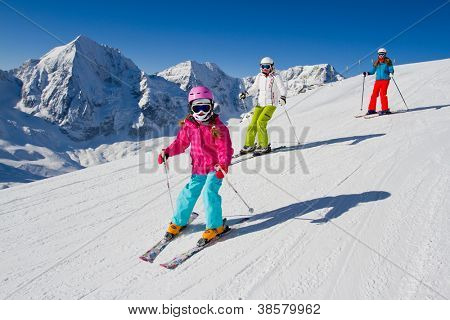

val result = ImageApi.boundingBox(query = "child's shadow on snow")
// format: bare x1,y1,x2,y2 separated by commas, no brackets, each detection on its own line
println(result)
226,191,391,239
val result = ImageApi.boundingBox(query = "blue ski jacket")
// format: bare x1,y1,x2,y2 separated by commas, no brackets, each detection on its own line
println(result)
368,58,394,80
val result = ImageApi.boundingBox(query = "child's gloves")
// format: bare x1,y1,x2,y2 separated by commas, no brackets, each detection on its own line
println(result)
158,149,169,165
214,164,228,179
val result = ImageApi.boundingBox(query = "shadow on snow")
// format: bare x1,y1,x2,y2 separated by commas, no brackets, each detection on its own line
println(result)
384,104,450,115
226,191,391,239
232,133,386,166
274,133,386,153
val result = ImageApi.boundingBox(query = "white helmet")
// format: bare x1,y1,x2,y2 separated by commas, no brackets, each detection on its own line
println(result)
378,48,387,55
260,57,274,65
260,57,274,74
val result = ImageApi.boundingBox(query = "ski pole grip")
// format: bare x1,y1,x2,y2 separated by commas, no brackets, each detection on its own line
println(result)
214,164,226,175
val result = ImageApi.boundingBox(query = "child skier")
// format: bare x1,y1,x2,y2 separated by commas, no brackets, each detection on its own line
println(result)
363,48,395,115
158,86,233,246
238,57,287,156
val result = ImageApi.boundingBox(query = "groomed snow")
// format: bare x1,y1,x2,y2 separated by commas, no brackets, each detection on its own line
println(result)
0,58,449,299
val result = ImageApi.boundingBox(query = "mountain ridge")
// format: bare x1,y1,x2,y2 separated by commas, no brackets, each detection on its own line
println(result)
0,35,344,188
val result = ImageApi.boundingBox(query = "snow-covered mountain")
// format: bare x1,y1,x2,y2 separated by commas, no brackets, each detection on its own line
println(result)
7,37,344,140
1,36,189,188
243,64,344,98
280,64,344,95
157,61,244,118
0,70,21,108
159,61,343,116
1,58,449,299
13,35,187,140
0,69,84,189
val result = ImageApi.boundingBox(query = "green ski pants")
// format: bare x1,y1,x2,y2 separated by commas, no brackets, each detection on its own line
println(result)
244,105,277,148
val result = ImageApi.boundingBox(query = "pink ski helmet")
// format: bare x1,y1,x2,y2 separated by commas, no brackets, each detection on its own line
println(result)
188,86,214,104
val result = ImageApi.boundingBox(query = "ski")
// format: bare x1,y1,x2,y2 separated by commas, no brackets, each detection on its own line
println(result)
160,217,250,269
253,145,287,156
231,145,287,165
357,110,406,119
139,212,199,263
231,152,254,165
232,152,248,159
355,112,379,118
364,113,381,119
364,110,407,119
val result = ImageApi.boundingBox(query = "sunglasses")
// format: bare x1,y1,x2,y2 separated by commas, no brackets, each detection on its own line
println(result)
260,64,272,69
191,104,212,113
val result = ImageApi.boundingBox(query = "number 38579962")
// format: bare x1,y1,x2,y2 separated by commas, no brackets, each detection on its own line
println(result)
257,303,321,315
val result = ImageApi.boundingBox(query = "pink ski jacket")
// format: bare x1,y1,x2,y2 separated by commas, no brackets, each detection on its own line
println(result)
165,115,233,175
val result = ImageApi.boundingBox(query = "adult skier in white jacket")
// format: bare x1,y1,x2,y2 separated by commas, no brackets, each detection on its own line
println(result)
239,57,287,156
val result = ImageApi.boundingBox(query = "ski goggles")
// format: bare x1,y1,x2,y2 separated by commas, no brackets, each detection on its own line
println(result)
191,103,212,113
260,64,272,69
378,53,386,56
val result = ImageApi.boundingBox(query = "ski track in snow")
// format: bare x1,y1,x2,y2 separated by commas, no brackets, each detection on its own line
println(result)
1,59,450,299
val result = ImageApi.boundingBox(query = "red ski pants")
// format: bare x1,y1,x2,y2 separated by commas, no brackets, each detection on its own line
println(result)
368,80,390,111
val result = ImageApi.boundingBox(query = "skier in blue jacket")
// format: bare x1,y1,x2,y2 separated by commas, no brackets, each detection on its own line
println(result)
363,48,394,115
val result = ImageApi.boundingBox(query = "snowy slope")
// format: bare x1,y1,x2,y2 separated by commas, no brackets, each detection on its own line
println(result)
1,58,449,299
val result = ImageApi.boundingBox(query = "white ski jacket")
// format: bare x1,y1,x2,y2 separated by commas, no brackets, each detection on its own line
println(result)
247,72,287,107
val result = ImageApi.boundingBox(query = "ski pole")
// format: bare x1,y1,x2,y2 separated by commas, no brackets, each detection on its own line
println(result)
240,96,248,113
238,82,250,124
238,81,249,113
239,95,252,124
391,76,409,111
218,167,254,214
162,158,175,216
360,75,366,111
284,108,301,145
239,97,248,124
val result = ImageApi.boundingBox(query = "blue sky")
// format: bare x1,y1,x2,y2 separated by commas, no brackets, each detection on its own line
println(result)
1,0,449,77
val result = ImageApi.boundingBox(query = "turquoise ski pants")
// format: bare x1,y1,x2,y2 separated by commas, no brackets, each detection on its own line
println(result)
172,172,223,229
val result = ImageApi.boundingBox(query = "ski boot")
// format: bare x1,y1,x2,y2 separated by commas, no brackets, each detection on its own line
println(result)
164,222,184,240
366,110,377,115
239,144,256,155
253,144,271,156
380,109,392,115
197,220,230,247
